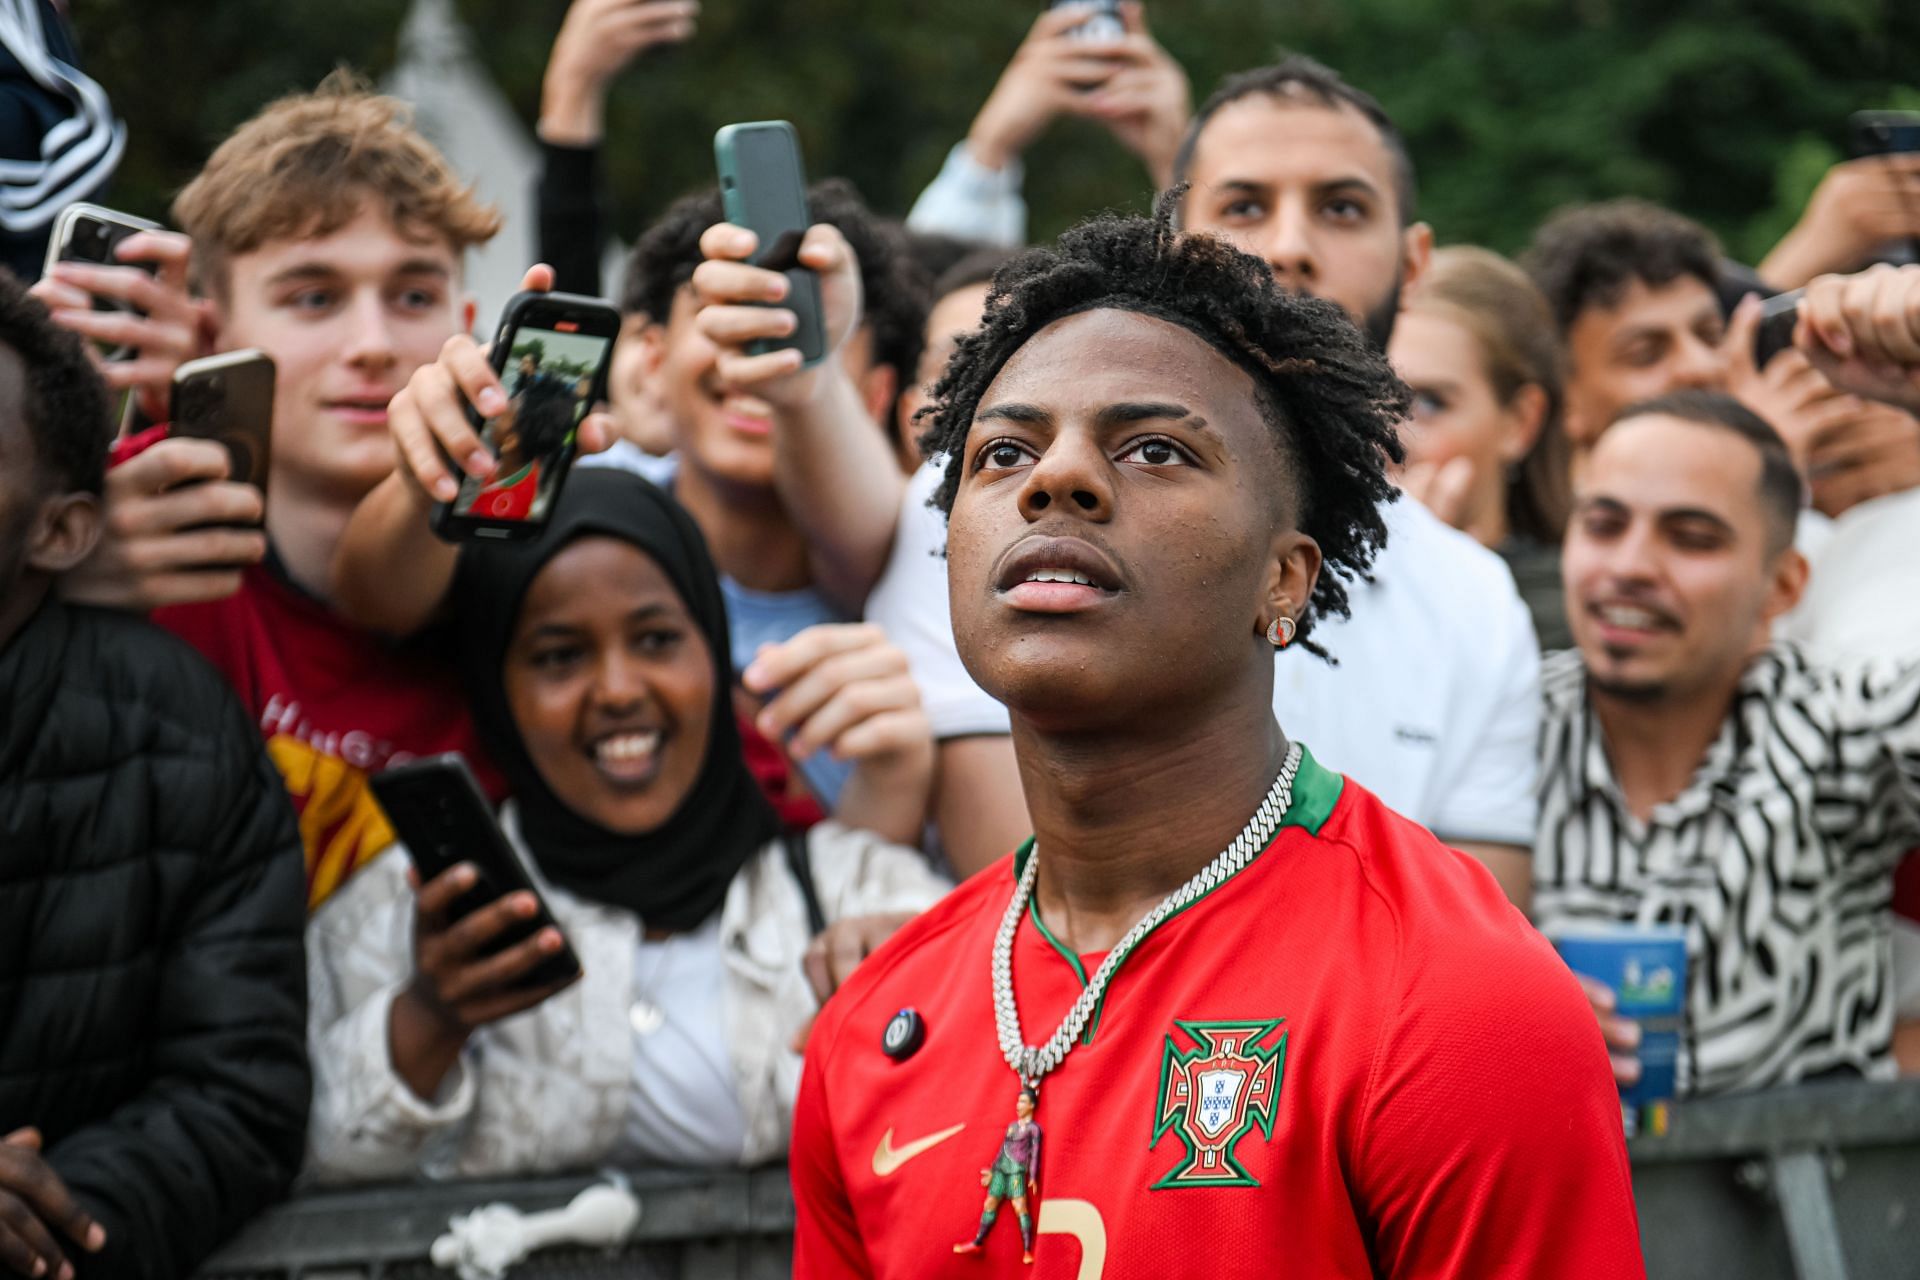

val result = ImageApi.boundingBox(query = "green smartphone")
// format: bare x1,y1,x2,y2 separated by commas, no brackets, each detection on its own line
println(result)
713,120,826,367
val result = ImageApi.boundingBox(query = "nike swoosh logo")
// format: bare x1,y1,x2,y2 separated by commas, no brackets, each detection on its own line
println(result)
872,1123,966,1177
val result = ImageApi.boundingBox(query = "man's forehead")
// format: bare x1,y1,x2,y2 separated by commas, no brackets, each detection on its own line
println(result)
1188,94,1396,196
1584,415,1759,509
233,206,461,284
1578,274,1720,338
986,309,1253,408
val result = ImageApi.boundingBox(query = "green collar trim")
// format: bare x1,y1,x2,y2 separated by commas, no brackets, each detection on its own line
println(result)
1012,746,1342,1046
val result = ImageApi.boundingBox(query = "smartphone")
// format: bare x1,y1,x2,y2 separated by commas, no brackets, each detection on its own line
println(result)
1753,289,1803,369
44,202,162,362
713,120,827,367
1049,0,1125,41
1849,110,1920,158
430,290,620,542
171,349,275,493
370,754,583,991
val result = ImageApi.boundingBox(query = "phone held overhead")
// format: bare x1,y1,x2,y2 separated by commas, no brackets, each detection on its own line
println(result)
431,290,621,543
1049,0,1125,41
713,120,828,367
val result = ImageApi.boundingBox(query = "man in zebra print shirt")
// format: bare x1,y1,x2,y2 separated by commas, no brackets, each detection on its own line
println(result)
1537,389,1920,1096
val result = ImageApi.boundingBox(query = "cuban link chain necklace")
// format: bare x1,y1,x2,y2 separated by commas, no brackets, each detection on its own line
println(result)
993,740,1303,1092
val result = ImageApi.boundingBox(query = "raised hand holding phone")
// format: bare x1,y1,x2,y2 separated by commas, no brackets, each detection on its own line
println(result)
691,219,863,408
381,266,615,518
428,288,621,542
32,211,205,421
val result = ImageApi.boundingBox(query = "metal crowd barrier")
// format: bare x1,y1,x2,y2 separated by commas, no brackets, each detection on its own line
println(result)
1628,1077,1920,1279
200,1079,1920,1280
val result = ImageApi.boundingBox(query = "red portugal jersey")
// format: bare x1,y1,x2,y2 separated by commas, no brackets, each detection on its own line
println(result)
154,559,504,911
791,749,1645,1278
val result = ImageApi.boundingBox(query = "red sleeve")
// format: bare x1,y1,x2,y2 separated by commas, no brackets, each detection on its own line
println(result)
789,1031,873,1279
1355,923,1646,1279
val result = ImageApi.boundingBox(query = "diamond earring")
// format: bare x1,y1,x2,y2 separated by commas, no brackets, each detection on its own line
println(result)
1266,617,1296,649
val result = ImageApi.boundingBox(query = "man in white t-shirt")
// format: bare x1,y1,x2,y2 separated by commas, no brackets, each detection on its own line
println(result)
872,57,1542,901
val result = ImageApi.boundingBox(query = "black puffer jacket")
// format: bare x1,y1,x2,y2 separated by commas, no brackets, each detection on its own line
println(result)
0,599,310,1280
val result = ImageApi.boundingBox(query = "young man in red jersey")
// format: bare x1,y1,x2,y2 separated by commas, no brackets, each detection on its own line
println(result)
788,211,1645,1277
43,76,510,909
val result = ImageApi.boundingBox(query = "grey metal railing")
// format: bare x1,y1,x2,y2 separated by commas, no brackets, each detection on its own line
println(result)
198,1079,1920,1280
1628,1077,1920,1279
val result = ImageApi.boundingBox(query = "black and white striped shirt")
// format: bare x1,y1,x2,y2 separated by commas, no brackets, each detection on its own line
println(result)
1535,645,1920,1096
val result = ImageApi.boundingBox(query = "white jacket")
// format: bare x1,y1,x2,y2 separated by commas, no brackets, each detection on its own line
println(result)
303,808,951,1184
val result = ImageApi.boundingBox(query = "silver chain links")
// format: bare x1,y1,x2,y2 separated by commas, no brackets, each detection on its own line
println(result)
993,741,1303,1088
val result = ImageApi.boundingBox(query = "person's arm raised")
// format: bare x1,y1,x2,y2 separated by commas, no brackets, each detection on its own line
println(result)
1758,155,1920,291
331,265,616,636
691,223,904,612
1075,2,1191,190
537,0,700,295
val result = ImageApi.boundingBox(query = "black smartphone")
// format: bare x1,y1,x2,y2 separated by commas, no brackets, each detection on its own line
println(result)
1849,110,1920,158
370,754,583,990
44,202,162,362
713,120,827,367
171,349,275,494
1753,289,1803,369
430,290,620,542
1049,0,1125,41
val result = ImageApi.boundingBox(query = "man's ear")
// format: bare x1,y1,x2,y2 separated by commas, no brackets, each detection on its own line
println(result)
634,320,668,379
1761,544,1809,628
1399,222,1434,298
25,491,101,575
1258,530,1323,640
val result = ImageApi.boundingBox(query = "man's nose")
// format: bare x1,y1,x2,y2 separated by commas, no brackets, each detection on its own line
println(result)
1016,430,1114,524
1262,201,1319,290
342,292,399,370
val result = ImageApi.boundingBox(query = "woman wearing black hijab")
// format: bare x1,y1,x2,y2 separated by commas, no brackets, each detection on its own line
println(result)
303,471,949,1182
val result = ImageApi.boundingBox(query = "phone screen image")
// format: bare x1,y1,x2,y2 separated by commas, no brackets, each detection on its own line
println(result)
451,324,612,525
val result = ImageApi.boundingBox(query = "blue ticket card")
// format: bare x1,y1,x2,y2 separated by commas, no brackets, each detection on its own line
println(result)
1546,923,1688,1107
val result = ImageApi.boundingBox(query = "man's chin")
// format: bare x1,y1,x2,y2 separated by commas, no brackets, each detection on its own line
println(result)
1587,666,1670,704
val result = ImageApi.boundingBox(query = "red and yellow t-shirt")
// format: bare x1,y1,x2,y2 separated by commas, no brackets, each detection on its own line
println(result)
792,749,1645,1278
154,560,504,911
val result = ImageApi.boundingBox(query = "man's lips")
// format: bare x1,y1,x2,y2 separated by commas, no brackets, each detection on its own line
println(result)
1586,599,1681,645
993,535,1124,613
324,395,395,426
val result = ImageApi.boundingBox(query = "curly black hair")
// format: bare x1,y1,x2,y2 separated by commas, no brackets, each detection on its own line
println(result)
1519,199,1721,335
0,267,112,494
917,198,1407,658
620,178,930,416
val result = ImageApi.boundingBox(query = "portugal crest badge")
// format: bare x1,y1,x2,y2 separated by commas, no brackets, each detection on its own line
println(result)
1150,1019,1287,1189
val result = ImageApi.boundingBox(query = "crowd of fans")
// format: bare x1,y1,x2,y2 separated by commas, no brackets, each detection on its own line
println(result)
3,0,1920,1275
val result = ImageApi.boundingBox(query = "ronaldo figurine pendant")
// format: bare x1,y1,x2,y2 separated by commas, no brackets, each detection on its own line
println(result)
953,1086,1042,1264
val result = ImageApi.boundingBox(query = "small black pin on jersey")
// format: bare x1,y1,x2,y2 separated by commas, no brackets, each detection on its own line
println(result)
883,1007,926,1061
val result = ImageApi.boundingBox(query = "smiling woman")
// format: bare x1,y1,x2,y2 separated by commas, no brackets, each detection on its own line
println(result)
301,469,950,1183
788,211,1647,1278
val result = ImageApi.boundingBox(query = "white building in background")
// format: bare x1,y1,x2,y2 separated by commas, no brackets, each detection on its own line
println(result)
385,0,535,333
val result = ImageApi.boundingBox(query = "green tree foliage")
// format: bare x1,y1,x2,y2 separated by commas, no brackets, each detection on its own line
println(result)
73,0,1916,265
